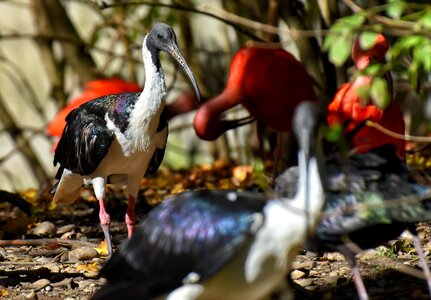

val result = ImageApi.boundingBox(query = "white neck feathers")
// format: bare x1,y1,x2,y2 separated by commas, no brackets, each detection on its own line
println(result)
292,150,324,215
125,35,167,153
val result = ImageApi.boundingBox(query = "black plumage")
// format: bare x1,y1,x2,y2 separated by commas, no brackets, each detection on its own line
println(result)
93,190,268,300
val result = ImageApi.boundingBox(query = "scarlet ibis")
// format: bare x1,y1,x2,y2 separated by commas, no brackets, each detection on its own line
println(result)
276,144,431,300
52,23,200,256
91,101,325,300
327,33,406,158
193,46,316,177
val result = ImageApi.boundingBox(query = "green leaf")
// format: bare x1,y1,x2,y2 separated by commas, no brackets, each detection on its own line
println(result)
340,14,366,27
363,63,383,76
355,85,370,104
414,39,431,71
359,32,378,51
328,35,352,66
387,0,405,19
323,33,336,51
324,124,343,143
409,60,420,89
419,10,431,30
370,78,390,109
399,35,424,49
422,45,431,71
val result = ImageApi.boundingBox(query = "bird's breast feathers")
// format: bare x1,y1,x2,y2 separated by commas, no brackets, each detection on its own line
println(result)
105,110,166,156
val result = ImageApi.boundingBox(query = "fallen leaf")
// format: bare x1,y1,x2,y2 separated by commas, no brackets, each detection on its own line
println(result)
232,165,252,183
76,262,99,273
94,240,109,257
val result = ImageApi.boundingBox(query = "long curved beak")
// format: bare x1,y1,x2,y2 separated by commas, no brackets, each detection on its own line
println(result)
166,44,201,102
224,115,256,130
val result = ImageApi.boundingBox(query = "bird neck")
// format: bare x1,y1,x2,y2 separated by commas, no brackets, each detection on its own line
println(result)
193,88,241,140
290,150,324,222
125,36,167,152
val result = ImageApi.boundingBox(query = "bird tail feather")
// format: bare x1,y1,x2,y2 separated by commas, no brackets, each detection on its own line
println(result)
52,172,83,204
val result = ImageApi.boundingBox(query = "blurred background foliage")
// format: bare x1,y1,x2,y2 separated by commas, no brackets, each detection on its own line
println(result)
0,0,430,191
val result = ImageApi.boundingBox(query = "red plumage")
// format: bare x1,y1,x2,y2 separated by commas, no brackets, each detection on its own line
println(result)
193,46,316,140
47,78,141,137
327,34,405,158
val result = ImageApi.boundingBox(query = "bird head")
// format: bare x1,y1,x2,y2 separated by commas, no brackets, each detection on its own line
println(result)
293,101,320,161
352,33,389,70
145,23,201,102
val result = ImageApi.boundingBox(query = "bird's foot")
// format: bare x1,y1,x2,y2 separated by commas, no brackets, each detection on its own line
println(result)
101,223,113,257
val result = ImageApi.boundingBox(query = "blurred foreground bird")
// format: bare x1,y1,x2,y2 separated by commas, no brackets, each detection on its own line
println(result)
276,144,431,300
327,33,405,158
193,46,316,180
92,101,324,300
52,23,201,256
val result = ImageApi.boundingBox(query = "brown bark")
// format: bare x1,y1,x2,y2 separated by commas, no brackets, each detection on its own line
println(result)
32,0,100,85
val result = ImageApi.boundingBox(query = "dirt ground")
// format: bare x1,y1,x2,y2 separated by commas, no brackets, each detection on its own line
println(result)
0,162,431,299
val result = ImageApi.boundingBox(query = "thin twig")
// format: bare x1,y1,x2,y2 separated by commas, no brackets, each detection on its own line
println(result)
98,0,266,42
0,238,98,248
366,120,431,143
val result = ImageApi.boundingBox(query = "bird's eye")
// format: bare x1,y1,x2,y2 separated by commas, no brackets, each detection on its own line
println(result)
157,33,163,39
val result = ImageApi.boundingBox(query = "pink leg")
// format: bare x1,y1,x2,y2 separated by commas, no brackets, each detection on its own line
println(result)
125,195,136,238
99,197,113,257
413,235,431,298
352,265,369,300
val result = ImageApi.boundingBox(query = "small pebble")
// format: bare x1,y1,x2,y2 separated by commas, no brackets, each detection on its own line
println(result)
61,232,76,240
68,247,98,262
358,249,378,261
45,263,61,273
31,221,56,236
325,252,345,262
291,260,315,270
325,276,338,285
339,267,350,276
35,257,51,263
29,278,50,290
294,278,313,287
290,270,305,280
25,291,37,300
56,224,76,235
76,233,88,240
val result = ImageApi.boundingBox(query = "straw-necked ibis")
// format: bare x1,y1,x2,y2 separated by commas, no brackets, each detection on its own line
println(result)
276,144,431,300
193,46,316,178
327,33,405,158
92,101,325,300
52,23,200,256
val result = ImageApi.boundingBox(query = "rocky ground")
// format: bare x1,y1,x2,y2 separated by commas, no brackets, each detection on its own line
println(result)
0,161,431,299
